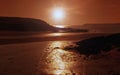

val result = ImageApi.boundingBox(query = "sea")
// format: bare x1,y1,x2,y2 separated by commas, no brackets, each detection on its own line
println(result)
0,32,120,75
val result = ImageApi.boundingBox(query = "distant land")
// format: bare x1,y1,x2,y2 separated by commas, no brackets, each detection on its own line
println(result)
0,17,120,33
0,17,56,32
0,17,88,33
72,23,120,33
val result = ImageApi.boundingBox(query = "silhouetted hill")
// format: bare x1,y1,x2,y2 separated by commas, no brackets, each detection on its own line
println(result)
0,17,56,32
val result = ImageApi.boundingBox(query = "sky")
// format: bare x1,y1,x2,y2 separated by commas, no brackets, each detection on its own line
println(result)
0,0,120,26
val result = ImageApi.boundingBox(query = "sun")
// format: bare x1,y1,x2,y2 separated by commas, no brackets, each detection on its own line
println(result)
52,7,65,21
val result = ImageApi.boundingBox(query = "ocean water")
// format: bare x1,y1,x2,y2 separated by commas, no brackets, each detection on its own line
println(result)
0,33,120,75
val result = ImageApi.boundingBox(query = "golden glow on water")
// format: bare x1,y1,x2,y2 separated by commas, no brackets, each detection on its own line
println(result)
48,41,67,71
55,25,65,28
48,49,66,74
51,49,65,69
46,41,79,74
46,33,63,36
54,70,64,75
52,33,63,36
50,41,63,48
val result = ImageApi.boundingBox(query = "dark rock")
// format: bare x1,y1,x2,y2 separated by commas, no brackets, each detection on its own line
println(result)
65,33,120,57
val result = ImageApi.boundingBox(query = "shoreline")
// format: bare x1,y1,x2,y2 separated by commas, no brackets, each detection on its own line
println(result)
0,33,112,45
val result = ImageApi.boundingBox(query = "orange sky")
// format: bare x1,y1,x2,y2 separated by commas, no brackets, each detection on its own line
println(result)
0,0,120,26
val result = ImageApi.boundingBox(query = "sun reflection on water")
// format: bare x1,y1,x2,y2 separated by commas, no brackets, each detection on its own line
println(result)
46,41,78,74
49,33,63,36
51,49,66,69
50,41,63,48
44,33,67,37
48,49,66,74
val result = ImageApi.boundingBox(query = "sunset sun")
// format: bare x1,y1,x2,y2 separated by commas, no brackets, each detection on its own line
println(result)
52,7,65,21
